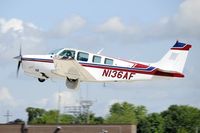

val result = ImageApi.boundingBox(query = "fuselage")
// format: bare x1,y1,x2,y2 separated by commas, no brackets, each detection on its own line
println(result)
14,41,192,89
21,50,153,82
20,47,184,83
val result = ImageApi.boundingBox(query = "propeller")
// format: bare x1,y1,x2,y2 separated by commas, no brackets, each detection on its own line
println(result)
14,45,22,77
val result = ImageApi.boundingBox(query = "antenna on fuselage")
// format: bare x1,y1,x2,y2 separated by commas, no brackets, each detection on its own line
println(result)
97,48,104,54
103,82,106,87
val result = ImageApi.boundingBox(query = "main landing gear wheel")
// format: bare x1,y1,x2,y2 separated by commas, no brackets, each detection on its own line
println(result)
38,78,45,82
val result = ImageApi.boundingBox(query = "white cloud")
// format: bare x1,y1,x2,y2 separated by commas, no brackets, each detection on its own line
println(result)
0,87,17,107
53,90,79,107
95,17,142,44
94,0,200,43
26,22,39,30
0,87,12,101
0,18,24,33
33,90,80,112
104,99,122,114
0,18,45,62
35,98,49,107
178,0,200,24
0,16,87,62
108,98,122,106
174,0,200,36
50,16,86,37
151,0,200,39
97,17,125,33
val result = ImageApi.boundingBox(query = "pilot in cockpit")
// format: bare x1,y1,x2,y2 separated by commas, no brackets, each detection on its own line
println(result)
60,50,75,60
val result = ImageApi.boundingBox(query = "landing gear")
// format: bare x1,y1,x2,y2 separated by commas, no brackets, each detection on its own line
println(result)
38,72,48,82
38,78,45,82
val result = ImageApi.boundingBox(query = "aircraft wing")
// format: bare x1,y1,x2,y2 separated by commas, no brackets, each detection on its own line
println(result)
52,58,95,81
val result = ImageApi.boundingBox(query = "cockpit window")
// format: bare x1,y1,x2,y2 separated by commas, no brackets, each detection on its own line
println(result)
93,55,101,63
77,52,89,62
104,58,113,65
59,50,75,59
49,48,63,55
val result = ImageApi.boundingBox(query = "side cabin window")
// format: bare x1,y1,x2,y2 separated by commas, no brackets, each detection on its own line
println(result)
77,52,89,62
104,58,113,65
59,50,75,59
92,55,101,63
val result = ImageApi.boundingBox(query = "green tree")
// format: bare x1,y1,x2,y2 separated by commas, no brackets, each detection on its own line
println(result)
93,116,104,124
36,110,75,124
177,128,188,133
74,112,104,124
26,107,75,124
135,105,148,121
147,113,164,133
40,110,59,124
137,113,164,133
161,105,200,133
105,102,137,124
59,114,75,124
137,117,151,133
75,112,88,124
26,107,46,123
85,113,104,124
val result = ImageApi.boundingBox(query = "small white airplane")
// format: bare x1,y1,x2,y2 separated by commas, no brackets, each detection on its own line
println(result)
14,41,191,89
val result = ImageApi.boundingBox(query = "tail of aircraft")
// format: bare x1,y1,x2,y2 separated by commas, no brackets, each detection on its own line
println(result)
153,41,192,73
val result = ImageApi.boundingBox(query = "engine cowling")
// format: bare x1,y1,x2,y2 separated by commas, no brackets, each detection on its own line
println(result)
65,77,80,89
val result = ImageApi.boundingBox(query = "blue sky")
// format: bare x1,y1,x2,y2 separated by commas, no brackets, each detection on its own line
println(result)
0,0,200,123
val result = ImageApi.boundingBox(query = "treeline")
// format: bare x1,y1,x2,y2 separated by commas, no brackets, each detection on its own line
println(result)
26,102,200,133
26,107,103,124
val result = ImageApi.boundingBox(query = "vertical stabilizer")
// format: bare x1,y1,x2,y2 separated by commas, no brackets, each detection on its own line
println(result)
154,41,192,73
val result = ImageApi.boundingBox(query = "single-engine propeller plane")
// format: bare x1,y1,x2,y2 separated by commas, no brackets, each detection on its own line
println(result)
14,41,192,89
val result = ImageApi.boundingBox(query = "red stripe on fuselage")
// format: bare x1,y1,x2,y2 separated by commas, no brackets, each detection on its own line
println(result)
153,69,184,78
116,58,149,69
135,64,149,69
81,63,184,78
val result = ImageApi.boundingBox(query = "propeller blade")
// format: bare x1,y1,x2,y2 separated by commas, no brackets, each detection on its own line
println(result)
15,44,22,77
13,55,21,60
16,61,21,77
19,44,22,56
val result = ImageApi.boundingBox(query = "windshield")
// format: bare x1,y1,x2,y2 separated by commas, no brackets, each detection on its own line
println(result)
49,48,63,55
59,50,76,59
